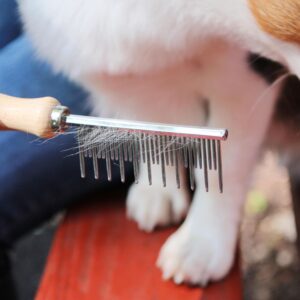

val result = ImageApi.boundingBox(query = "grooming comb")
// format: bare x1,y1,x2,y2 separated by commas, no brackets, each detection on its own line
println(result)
0,94,228,192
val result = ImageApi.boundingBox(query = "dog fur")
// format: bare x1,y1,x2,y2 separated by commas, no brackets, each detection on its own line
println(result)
18,0,300,285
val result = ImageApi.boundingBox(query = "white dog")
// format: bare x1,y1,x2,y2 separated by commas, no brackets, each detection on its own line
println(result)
18,0,300,285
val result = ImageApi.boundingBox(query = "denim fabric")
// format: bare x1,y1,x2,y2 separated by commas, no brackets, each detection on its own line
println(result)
0,17,126,246
0,0,21,48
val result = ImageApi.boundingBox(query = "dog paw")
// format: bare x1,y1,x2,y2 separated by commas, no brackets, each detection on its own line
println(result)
126,182,190,232
156,218,237,286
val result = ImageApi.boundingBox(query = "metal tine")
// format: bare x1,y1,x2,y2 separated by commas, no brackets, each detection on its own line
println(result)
164,136,170,166
82,147,88,160
95,127,103,159
207,139,212,170
155,135,160,164
96,143,102,159
92,147,99,179
159,135,167,187
189,137,195,166
113,133,119,161
217,140,223,193
175,147,180,189
101,142,106,159
188,139,195,190
202,139,209,192
114,144,119,161
88,134,94,158
135,133,141,165
77,130,86,178
150,135,156,164
192,138,198,168
119,143,125,183
170,137,175,166
83,131,89,158
79,127,86,158
133,135,140,183
105,149,112,181
128,140,133,162
132,156,139,183
182,137,188,168
100,131,106,159
177,137,183,167
131,137,138,183
86,127,94,158
212,140,217,170
197,138,203,169
145,134,152,185
129,133,133,158
140,132,146,163
123,140,128,161
110,137,115,161
112,129,117,160
114,134,119,160
87,148,93,158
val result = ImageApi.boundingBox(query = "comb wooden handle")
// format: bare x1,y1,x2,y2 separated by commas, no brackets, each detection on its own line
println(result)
0,93,61,138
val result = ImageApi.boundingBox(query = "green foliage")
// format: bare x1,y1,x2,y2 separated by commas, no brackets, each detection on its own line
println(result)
246,190,268,215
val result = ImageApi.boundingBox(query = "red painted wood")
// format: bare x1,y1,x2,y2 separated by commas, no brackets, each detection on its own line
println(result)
36,194,242,300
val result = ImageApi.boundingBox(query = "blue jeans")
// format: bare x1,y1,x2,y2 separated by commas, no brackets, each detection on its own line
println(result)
0,0,124,247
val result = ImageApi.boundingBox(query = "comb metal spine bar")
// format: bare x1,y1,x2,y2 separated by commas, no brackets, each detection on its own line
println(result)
66,114,228,140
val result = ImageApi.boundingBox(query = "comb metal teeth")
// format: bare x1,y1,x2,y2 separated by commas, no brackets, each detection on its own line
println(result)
75,125,226,192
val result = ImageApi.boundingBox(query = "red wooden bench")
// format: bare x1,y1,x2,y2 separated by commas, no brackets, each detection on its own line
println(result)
36,191,242,300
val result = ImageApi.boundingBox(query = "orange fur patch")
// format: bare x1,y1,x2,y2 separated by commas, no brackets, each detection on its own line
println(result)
248,0,300,44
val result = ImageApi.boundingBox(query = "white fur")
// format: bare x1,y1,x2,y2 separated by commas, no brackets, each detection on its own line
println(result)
18,0,300,77
18,0,299,285
127,163,190,232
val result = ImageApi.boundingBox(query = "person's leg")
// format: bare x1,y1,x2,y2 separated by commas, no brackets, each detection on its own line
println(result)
0,35,128,247
0,37,131,299
0,246,15,299
0,36,90,299
0,0,21,48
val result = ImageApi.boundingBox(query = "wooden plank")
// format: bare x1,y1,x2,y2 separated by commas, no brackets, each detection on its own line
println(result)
36,193,242,300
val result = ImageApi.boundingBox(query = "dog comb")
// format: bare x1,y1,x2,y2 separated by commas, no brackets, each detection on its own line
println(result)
0,94,228,192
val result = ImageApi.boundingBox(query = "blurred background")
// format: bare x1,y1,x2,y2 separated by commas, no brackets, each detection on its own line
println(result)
242,151,300,300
